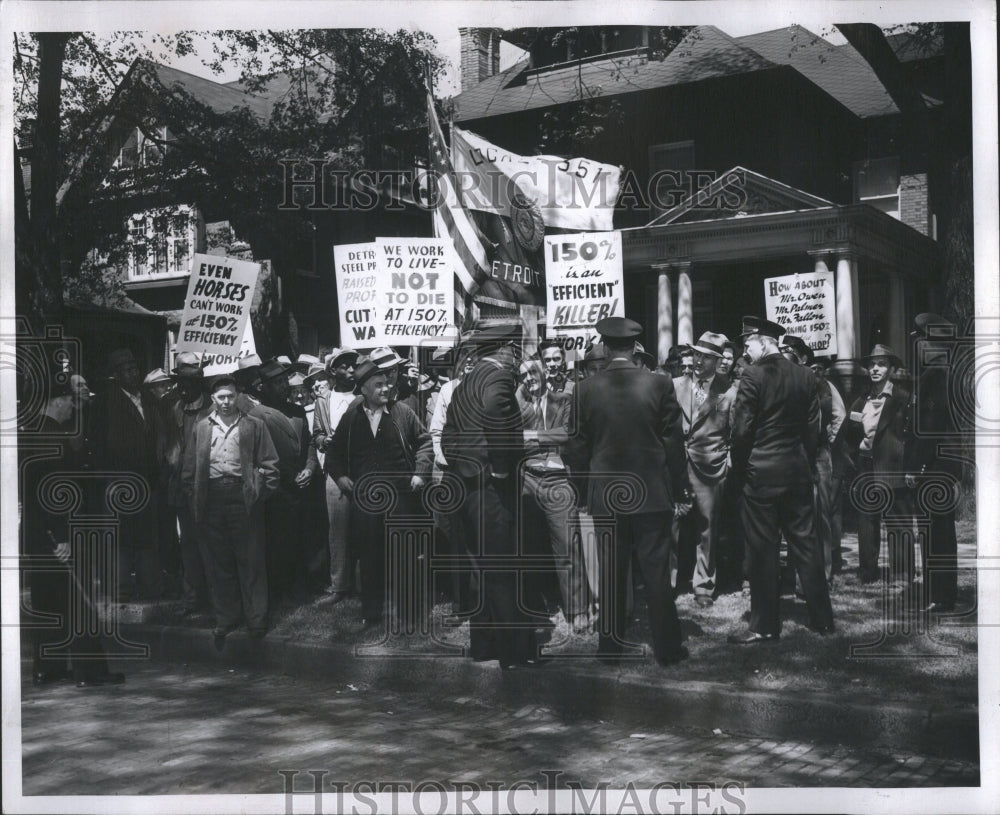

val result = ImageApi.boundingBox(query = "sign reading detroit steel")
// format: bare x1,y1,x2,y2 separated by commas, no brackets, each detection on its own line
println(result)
544,231,624,353
334,242,382,348
764,271,838,357
176,253,260,367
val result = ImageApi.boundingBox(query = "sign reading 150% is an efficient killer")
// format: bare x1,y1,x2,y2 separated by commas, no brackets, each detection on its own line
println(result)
544,231,623,353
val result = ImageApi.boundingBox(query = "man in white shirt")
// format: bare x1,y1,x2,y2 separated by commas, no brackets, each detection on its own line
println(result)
316,348,359,604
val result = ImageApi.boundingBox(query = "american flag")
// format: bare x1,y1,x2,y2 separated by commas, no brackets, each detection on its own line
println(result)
426,91,492,326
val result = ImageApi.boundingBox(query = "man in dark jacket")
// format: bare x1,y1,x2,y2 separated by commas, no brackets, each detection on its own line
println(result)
728,316,834,643
94,348,161,599
563,317,693,668
182,376,279,646
442,323,542,669
845,345,912,586
905,313,963,612
22,372,126,688
328,357,432,626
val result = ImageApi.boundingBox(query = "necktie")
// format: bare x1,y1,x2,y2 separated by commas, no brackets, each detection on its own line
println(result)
695,379,708,407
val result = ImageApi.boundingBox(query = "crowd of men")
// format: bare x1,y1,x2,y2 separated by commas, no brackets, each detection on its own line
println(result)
21,309,964,683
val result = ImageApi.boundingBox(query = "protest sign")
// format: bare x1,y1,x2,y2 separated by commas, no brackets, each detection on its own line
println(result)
176,253,260,368
201,319,256,376
543,231,624,355
764,271,838,356
334,242,382,347
375,238,456,347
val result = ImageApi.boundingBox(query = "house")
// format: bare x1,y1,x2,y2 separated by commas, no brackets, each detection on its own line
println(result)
448,24,967,389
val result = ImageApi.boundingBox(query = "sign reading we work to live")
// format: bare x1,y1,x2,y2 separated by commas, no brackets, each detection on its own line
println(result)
176,253,259,367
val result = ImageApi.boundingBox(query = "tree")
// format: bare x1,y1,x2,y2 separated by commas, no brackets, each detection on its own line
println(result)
13,29,445,337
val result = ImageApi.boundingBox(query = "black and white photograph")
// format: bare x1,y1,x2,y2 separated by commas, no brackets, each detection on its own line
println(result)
2,1,997,813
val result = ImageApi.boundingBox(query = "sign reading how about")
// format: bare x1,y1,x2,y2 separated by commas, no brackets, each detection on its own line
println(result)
334,242,382,347
544,231,624,354
375,238,455,347
764,271,838,357
176,253,260,370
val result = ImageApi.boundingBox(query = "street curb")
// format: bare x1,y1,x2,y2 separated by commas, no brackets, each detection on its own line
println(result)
121,623,979,762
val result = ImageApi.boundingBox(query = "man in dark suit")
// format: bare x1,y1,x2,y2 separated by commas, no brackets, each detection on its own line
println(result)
94,347,161,600
844,345,912,585
442,322,541,669
181,375,280,647
563,317,693,667
254,358,322,603
728,316,834,643
905,313,963,612
672,331,739,607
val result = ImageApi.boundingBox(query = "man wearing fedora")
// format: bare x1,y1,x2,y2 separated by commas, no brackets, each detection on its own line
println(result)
182,375,280,646
327,357,432,627
845,344,913,587
728,316,834,643
255,358,322,603
94,347,162,600
315,348,360,604
904,313,963,612
563,317,693,668
164,352,214,614
671,331,739,607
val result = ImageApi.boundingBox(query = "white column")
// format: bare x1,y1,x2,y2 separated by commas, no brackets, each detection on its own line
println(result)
657,271,673,364
677,267,693,346
834,254,858,359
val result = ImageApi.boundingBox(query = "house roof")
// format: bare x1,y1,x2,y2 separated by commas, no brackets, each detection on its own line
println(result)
736,26,899,118
148,63,274,121
453,25,778,122
885,30,946,62
453,24,904,123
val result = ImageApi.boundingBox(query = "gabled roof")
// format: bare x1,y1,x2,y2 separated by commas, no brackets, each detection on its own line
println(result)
736,25,898,118
647,166,834,227
453,26,777,122
149,63,274,121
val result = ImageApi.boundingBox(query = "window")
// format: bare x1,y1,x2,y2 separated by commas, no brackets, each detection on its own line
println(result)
125,205,198,280
112,125,175,170
853,157,900,220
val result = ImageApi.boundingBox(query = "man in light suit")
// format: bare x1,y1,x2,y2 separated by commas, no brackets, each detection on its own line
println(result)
563,317,693,668
672,332,739,607
728,316,834,643
182,376,279,648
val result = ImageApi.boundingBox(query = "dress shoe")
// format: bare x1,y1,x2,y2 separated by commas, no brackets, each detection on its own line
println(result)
656,646,690,667
727,630,779,645
501,656,550,670
596,652,642,666
76,672,125,688
694,596,714,608
248,628,267,641
212,625,236,652
360,617,383,629
923,601,956,614
32,669,70,686
315,591,348,607
809,624,836,636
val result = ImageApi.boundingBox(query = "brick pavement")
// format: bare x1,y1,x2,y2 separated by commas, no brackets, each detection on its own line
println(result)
18,660,979,796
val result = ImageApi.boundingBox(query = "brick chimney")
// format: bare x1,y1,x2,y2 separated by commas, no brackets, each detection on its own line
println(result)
459,28,501,91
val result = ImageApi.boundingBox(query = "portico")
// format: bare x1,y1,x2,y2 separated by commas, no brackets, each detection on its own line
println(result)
622,169,941,382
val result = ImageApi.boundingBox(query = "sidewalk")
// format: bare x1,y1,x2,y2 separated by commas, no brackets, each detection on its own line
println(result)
32,525,980,763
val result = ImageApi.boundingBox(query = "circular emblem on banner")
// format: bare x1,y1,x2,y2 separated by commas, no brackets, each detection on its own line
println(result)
511,193,545,252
